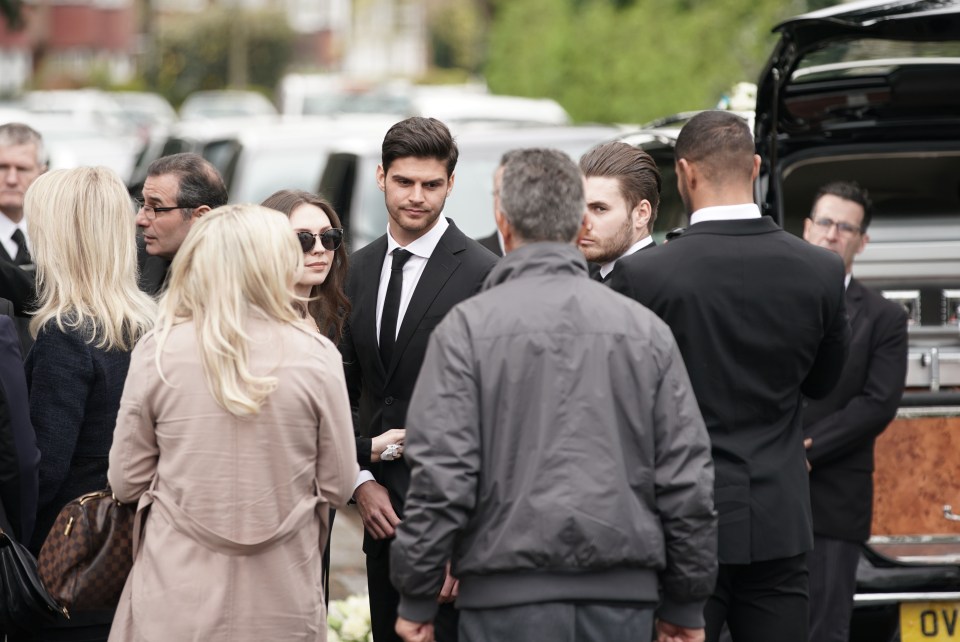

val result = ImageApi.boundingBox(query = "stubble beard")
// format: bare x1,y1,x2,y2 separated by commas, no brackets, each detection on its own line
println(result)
585,215,634,264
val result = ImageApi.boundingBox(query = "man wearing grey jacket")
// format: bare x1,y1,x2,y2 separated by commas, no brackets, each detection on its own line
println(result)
390,148,718,642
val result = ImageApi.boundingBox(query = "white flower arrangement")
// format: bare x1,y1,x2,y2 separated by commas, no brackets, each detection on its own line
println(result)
328,593,373,642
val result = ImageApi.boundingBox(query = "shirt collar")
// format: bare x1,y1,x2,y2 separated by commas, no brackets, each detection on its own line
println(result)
599,235,654,278
844,273,852,290
386,216,449,259
689,203,761,225
0,211,27,243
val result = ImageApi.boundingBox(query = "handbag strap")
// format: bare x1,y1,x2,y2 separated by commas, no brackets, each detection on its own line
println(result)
136,479,320,557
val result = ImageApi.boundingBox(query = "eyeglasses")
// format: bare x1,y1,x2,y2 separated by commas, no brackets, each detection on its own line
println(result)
134,198,195,220
297,229,344,253
812,217,862,236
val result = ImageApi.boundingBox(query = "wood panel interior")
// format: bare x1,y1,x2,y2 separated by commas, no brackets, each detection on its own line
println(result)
872,416,960,536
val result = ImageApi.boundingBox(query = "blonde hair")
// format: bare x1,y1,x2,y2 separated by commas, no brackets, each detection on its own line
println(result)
25,167,156,350
154,204,303,416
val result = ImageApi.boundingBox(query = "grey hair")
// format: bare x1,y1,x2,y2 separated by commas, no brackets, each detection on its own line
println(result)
0,122,47,168
499,148,584,243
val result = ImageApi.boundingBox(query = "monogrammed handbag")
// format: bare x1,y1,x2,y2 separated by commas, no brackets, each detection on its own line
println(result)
37,489,135,612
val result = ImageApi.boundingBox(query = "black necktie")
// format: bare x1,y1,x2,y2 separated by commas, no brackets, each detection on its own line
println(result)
11,229,31,266
379,248,413,366
592,271,605,283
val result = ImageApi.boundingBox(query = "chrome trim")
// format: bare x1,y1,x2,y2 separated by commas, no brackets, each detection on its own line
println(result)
856,592,960,605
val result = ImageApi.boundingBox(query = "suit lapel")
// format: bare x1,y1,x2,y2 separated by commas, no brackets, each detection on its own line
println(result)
0,242,13,264
359,236,390,379
386,225,463,380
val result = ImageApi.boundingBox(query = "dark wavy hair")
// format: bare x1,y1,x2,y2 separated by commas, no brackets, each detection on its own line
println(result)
260,189,351,344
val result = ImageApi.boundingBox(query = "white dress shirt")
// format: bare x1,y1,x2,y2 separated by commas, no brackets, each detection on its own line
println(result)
375,216,449,343
599,235,654,280
0,213,29,262
356,216,450,493
689,203,761,225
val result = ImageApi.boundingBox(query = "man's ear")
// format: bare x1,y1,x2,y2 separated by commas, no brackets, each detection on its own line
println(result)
751,154,761,181
446,171,455,196
634,200,652,234
191,205,212,221
495,208,515,253
676,158,691,186
376,164,386,193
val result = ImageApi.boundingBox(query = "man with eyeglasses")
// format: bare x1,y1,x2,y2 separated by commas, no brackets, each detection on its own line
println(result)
801,182,907,642
136,153,228,295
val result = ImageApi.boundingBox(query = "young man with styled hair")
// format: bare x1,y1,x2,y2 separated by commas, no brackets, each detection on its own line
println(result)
578,141,661,282
340,117,497,642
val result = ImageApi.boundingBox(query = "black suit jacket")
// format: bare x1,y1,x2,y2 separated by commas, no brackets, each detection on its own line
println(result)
804,278,907,542
0,258,37,356
609,217,849,564
340,220,497,555
0,309,39,542
475,231,503,258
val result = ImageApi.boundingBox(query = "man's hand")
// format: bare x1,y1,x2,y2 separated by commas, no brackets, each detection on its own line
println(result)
437,561,459,604
354,480,400,539
371,428,406,463
804,437,813,472
396,617,434,642
656,619,705,642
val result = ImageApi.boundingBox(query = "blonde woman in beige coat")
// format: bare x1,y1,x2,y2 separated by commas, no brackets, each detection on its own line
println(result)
106,204,359,642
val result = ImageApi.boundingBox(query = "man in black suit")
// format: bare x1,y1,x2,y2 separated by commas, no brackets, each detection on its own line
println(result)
801,182,907,642
340,117,497,642
0,123,47,355
609,110,849,642
135,153,228,295
578,141,660,283
0,299,39,544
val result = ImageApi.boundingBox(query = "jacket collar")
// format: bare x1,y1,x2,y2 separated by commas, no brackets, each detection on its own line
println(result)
482,242,587,292
678,216,782,238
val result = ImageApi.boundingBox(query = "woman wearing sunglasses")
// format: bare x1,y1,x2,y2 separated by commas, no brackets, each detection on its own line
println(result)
261,190,350,344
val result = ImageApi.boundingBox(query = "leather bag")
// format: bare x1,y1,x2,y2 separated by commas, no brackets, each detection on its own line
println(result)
0,502,68,633
37,489,135,612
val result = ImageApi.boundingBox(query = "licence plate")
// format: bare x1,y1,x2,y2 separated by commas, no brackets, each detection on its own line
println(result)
901,601,960,641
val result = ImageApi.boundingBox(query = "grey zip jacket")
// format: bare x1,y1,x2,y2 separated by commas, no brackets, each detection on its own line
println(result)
391,243,717,628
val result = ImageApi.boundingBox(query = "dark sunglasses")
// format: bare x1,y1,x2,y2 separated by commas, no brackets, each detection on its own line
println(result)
297,229,343,253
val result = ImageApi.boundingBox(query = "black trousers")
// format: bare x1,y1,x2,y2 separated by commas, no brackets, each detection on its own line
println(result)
808,535,860,642
705,553,809,642
366,547,458,642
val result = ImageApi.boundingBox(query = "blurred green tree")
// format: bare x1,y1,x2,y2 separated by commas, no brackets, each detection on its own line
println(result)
144,8,294,107
484,0,812,123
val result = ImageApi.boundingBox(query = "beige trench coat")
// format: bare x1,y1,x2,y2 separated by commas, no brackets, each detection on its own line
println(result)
106,316,359,642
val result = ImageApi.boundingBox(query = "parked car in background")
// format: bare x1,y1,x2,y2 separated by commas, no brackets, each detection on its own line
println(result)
318,124,619,250
179,90,278,121
222,115,397,204
19,89,142,181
